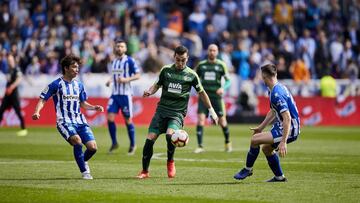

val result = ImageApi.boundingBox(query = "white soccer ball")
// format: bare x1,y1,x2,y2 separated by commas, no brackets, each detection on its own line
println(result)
171,130,189,147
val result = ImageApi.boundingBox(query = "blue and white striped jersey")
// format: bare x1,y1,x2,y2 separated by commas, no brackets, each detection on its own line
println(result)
269,82,300,128
110,55,140,95
40,78,88,124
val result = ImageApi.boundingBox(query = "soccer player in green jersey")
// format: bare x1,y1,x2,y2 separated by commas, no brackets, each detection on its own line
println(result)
194,44,232,153
137,45,218,179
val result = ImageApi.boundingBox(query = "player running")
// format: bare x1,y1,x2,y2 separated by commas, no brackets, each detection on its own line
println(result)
32,54,104,180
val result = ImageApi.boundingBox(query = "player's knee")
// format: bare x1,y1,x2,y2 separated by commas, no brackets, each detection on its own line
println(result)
107,114,115,122
262,145,273,156
147,133,157,140
250,137,261,146
219,117,227,127
87,143,97,151
69,135,82,145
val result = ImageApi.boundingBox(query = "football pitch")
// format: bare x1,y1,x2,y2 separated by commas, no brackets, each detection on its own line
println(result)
0,125,359,203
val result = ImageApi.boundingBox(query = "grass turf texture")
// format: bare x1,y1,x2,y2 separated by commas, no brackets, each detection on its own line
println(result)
0,125,359,203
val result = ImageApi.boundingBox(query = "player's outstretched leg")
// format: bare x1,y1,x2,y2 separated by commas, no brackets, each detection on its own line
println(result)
73,144,92,179
265,153,287,182
107,121,118,153
166,134,176,178
83,141,97,178
234,146,259,180
126,123,136,155
137,139,155,179
222,125,232,152
194,125,205,153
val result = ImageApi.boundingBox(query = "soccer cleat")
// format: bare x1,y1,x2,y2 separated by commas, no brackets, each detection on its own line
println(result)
167,160,176,178
225,142,232,152
136,170,150,179
17,129,28,137
234,168,253,180
194,147,205,154
82,172,93,180
84,162,90,173
127,145,137,155
108,143,119,153
266,176,288,182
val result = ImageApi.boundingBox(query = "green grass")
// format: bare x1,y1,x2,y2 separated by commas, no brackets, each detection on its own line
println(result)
0,125,359,203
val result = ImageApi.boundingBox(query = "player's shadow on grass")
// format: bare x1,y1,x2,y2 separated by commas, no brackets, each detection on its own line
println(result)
164,181,258,186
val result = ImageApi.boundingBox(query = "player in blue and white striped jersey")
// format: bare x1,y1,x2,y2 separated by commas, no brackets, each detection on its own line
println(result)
105,38,140,155
32,54,104,180
234,63,300,182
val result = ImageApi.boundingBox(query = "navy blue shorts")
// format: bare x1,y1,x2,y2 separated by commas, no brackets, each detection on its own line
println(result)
107,95,133,118
271,119,300,148
57,123,95,144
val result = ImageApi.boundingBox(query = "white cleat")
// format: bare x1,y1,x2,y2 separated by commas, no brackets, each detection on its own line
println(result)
225,142,233,153
82,172,93,180
194,147,205,154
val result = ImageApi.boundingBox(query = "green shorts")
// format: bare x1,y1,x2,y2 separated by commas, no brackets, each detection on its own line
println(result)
197,97,225,117
148,109,184,135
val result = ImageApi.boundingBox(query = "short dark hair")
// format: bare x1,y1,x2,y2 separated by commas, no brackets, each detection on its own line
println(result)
174,45,188,56
114,37,126,44
60,54,81,74
260,63,277,77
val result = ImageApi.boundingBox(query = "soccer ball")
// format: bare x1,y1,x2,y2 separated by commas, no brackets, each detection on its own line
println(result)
171,130,189,147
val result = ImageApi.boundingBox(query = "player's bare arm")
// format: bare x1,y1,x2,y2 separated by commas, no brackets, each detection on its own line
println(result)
105,78,112,87
32,99,46,120
278,110,291,157
198,91,219,124
250,110,275,134
80,101,104,112
143,84,160,97
118,73,141,83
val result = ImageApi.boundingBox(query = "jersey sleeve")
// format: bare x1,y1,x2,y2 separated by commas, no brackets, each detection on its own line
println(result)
271,91,289,113
79,83,88,102
192,72,204,93
128,57,141,75
155,66,166,87
40,81,58,101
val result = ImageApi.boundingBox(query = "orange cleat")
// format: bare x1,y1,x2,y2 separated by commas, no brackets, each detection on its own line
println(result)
137,170,150,179
167,160,176,178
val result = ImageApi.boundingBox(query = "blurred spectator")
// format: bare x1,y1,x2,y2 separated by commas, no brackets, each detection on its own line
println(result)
273,0,293,28
320,72,337,98
25,56,40,75
211,7,228,35
290,57,310,83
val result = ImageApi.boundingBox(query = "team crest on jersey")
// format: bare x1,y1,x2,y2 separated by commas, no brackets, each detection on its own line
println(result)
167,73,172,78
214,65,219,71
183,75,191,81
168,82,182,94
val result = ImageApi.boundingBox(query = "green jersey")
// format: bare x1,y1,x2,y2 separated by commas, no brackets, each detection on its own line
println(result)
156,64,204,116
196,59,229,98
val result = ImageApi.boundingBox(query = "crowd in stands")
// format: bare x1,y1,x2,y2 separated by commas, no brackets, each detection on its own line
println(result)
0,0,360,84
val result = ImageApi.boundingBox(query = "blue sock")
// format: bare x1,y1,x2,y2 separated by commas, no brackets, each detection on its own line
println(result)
108,121,117,145
246,146,260,168
126,123,135,147
266,153,284,177
84,149,97,162
73,144,86,172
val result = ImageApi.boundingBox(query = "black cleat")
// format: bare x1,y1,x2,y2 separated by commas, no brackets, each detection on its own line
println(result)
266,176,288,182
108,143,119,153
